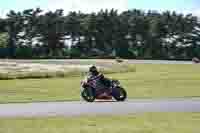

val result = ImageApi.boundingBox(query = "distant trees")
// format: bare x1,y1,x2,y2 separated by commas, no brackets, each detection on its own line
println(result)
0,33,8,48
0,8,199,59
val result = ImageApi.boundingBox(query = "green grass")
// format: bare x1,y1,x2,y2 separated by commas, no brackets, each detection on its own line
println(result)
0,64,200,103
0,113,200,133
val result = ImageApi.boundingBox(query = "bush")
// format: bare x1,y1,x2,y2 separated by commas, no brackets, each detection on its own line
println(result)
69,47,82,58
0,48,8,58
15,46,33,58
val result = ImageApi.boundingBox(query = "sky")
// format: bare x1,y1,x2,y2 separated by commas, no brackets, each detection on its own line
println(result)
0,0,200,17
128,0,200,16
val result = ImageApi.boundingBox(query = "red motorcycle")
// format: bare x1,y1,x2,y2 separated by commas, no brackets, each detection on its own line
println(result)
80,76,127,102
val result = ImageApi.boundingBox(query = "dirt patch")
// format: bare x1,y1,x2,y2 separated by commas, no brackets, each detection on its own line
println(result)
0,60,135,79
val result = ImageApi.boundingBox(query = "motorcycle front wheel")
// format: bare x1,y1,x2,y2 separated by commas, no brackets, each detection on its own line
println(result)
112,87,127,101
81,87,95,102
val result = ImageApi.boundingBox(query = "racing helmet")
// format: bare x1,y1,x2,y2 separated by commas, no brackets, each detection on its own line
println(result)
89,65,99,76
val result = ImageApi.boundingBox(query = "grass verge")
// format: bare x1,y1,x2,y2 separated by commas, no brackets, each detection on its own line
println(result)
0,64,200,103
0,113,200,133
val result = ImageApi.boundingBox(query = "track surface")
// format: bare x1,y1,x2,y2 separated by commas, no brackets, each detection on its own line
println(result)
0,98,200,118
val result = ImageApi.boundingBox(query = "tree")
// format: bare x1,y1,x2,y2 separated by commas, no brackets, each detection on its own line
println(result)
0,33,8,48
37,9,66,56
0,18,6,32
6,10,24,58
19,8,42,46
0,8,199,59
0,18,8,48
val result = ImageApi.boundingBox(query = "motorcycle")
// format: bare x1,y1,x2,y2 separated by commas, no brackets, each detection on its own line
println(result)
80,75,127,102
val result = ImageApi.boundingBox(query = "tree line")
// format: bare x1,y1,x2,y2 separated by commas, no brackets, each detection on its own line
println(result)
0,8,200,60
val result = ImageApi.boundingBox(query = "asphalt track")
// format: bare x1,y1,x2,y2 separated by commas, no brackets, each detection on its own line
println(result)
0,98,200,118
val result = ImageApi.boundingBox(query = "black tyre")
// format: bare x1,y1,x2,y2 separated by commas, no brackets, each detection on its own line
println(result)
112,87,127,101
81,87,95,102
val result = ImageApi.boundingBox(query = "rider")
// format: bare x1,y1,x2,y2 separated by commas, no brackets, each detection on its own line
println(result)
87,65,111,89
